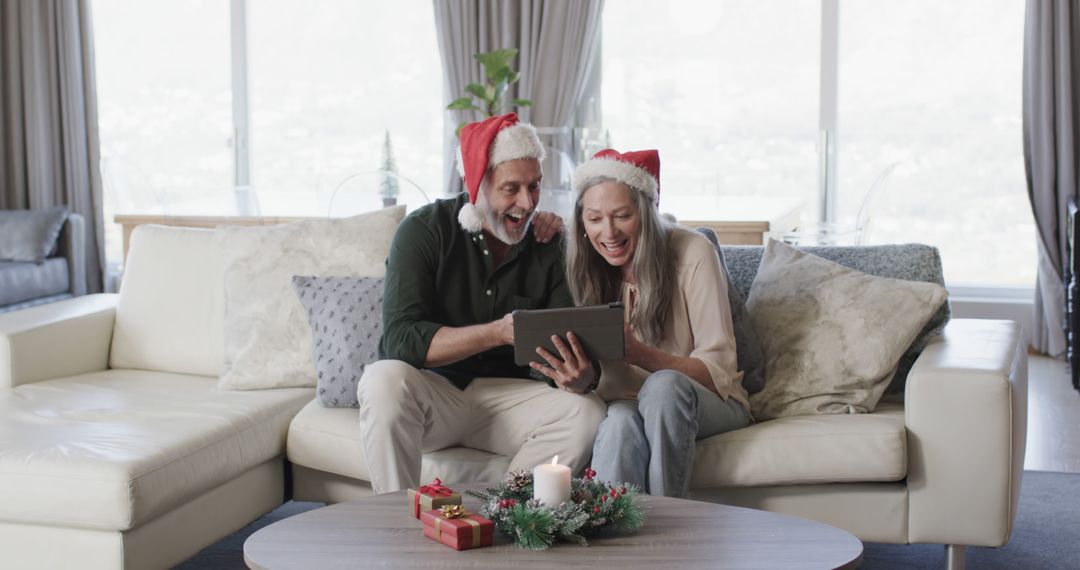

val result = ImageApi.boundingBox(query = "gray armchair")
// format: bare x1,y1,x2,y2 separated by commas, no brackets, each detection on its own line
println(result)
0,211,86,313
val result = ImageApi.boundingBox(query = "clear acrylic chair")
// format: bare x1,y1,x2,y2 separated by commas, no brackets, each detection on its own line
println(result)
783,162,900,246
325,170,431,217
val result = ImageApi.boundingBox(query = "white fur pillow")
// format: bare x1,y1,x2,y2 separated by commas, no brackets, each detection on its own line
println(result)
746,239,948,420
214,206,405,390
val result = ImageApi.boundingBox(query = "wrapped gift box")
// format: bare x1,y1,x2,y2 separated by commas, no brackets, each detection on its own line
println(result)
407,479,461,518
420,509,495,551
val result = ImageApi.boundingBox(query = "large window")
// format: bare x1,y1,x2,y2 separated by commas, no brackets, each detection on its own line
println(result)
94,0,233,235
603,0,1033,287
836,0,1031,286
93,0,441,266
603,0,821,220
248,1,441,216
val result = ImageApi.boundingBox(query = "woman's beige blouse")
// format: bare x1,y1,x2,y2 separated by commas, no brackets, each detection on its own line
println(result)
596,226,750,413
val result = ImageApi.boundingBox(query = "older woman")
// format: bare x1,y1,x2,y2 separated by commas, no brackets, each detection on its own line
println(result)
557,148,750,498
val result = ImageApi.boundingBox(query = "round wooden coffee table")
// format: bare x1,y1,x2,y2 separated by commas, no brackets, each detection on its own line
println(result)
245,483,863,569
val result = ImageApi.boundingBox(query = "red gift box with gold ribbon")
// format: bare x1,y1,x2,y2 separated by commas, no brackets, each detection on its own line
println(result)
407,478,461,519
420,506,494,550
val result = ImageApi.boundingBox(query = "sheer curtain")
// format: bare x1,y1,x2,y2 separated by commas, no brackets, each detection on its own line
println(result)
1024,0,1080,355
433,0,604,197
0,0,105,293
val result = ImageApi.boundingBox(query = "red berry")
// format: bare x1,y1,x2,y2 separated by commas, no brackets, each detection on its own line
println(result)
601,495,607,502
620,486,627,494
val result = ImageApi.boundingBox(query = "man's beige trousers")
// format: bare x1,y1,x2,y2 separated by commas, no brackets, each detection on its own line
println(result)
357,359,606,494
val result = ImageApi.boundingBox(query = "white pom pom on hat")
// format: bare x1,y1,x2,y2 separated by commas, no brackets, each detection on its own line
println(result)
455,112,545,232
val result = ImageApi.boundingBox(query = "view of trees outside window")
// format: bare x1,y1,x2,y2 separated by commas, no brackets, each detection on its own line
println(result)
248,0,441,217
602,1,821,223
603,0,1034,286
93,0,442,270
93,0,233,266
95,1,1033,286
837,0,1032,286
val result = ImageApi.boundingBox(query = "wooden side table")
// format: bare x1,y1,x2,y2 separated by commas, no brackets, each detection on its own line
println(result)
244,482,862,569
663,196,803,245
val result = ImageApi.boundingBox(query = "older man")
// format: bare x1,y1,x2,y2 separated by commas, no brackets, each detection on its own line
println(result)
358,113,605,493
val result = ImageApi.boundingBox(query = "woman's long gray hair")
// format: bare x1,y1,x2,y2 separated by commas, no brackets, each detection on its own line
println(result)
566,177,676,345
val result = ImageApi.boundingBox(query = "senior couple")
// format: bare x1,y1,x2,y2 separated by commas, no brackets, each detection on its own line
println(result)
358,113,751,499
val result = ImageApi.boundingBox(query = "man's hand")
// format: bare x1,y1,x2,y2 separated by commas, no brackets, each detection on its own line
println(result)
530,331,596,393
531,211,565,243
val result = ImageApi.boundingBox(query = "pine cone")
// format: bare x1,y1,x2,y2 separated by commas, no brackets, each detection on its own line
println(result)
506,469,533,492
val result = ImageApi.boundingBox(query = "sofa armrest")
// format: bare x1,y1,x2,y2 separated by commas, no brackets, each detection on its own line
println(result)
62,212,87,296
0,294,117,388
905,318,1027,547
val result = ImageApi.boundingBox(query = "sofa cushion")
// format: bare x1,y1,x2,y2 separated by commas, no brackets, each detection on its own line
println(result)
746,240,947,420
287,401,511,484
110,225,225,377
292,275,384,408
720,242,950,393
0,259,69,306
0,369,312,530
0,207,68,263
215,206,405,391
691,402,907,488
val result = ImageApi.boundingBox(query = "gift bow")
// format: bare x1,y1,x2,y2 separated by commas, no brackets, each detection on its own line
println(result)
432,505,483,546
440,504,467,519
419,477,454,497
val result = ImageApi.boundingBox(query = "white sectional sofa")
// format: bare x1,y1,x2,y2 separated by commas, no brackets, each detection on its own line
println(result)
0,218,1027,569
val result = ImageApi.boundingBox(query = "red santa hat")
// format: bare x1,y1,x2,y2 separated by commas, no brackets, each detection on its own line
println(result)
572,148,661,204
455,112,546,232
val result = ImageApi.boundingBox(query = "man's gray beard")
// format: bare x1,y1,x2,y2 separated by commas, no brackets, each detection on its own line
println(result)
476,189,533,245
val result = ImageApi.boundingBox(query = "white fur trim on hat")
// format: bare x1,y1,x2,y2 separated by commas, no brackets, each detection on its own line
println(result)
457,202,484,233
489,123,545,167
455,124,545,185
572,157,658,200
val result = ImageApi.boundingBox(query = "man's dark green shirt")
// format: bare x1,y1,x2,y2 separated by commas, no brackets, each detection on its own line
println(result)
378,193,573,389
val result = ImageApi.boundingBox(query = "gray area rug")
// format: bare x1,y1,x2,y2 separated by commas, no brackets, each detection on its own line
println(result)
178,470,1080,568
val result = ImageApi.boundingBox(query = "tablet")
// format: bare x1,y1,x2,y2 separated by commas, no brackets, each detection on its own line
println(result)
513,303,625,366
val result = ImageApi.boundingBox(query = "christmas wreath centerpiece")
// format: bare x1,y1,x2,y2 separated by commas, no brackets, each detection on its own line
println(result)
466,467,646,550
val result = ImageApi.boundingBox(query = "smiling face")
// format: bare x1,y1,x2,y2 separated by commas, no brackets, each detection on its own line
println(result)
477,158,542,245
580,180,642,280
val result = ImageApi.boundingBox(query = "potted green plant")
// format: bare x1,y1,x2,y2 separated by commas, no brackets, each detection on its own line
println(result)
447,48,532,134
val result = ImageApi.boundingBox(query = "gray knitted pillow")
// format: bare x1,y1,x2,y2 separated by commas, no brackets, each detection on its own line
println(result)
292,275,384,408
720,242,950,394
0,207,68,263
695,228,766,395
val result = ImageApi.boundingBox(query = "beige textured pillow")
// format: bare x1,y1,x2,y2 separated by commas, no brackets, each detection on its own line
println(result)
746,239,947,420
215,206,406,390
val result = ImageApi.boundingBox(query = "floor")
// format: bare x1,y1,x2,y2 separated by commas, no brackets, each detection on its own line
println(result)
1023,355,1080,473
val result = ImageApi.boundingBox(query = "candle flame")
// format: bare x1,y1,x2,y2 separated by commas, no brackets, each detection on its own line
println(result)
551,455,559,465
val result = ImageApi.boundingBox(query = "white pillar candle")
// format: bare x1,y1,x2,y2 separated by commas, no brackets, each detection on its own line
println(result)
533,455,571,506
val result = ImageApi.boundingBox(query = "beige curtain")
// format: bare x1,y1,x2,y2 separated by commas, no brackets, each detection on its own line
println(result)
0,0,105,293
1024,0,1080,355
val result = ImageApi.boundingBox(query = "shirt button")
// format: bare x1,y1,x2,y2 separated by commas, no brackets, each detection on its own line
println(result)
485,289,492,296
483,250,489,255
